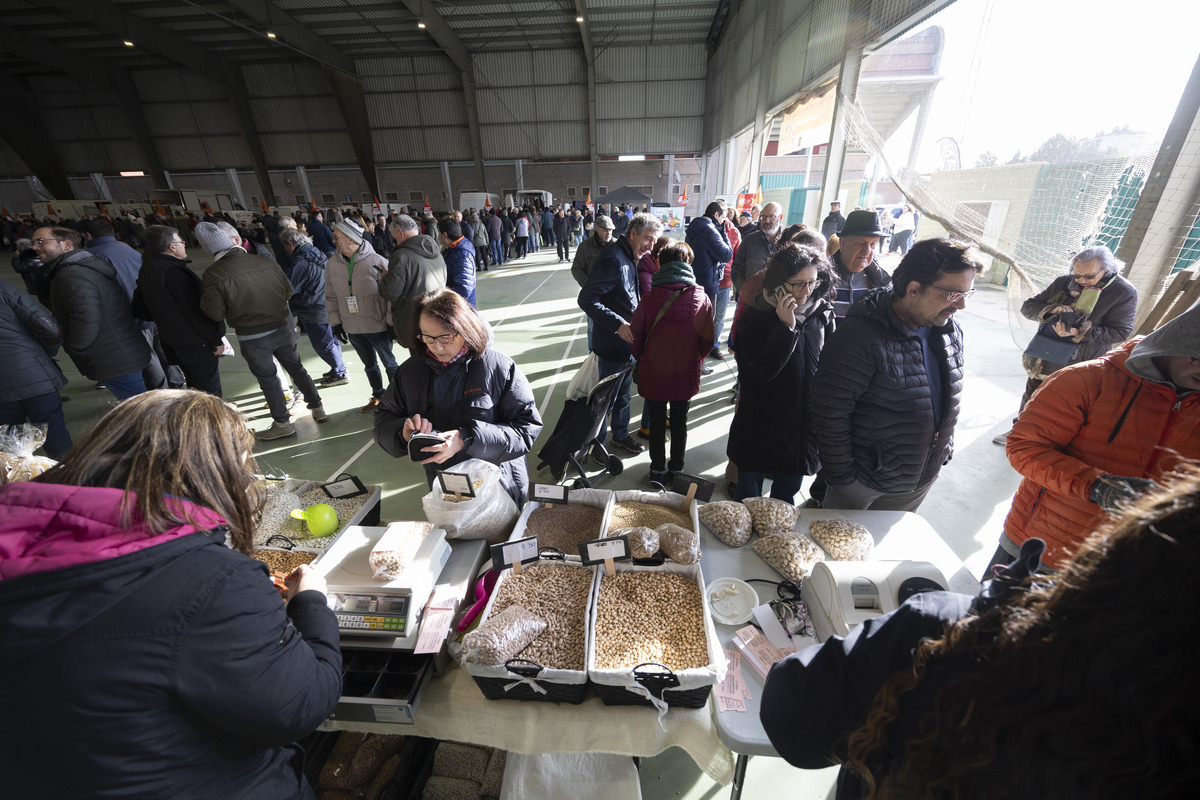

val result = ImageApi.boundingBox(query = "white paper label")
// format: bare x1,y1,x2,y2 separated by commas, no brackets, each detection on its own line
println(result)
502,537,539,566
585,537,628,561
372,704,412,724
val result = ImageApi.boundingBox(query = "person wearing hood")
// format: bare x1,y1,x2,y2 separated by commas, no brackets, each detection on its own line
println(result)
197,220,326,440
728,243,837,503
325,217,397,414
993,244,1137,445
372,288,543,507
813,239,984,512
379,214,448,352
437,217,477,307
31,226,150,400
993,298,1200,572
629,240,714,485
0,391,341,799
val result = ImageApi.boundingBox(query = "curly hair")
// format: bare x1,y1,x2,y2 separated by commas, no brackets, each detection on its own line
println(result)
761,242,837,303
844,468,1200,799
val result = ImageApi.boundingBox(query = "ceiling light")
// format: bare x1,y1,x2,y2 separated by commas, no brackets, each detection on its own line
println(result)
266,31,276,38
418,20,426,29
576,16,584,22
618,155,646,161
123,40,134,47
119,171,144,177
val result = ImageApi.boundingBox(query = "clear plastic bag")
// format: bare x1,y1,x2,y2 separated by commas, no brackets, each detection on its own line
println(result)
698,501,752,546
422,459,519,544
368,521,435,580
809,519,875,561
462,604,547,667
0,423,56,484
565,353,600,401
752,532,825,581
612,526,658,559
743,496,798,534
657,522,700,564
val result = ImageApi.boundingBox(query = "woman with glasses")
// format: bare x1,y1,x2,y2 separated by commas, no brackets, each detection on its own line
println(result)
372,288,543,506
727,242,837,502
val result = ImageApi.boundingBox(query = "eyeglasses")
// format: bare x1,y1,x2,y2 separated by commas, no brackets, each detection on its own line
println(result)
784,278,820,291
169,240,185,247
925,284,977,303
416,331,460,345
1072,270,1102,281
32,238,64,245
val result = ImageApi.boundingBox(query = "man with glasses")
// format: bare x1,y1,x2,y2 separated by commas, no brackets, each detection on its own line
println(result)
813,238,984,512
829,209,892,320
31,226,150,401
731,202,784,293
131,225,225,396
992,245,1137,445
992,299,1200,572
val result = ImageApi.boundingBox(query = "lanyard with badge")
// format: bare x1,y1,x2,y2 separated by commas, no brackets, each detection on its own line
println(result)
346,251,359,313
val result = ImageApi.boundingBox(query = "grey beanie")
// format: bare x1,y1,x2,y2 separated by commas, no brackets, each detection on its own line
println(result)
335,218,365,244
195,221,233,255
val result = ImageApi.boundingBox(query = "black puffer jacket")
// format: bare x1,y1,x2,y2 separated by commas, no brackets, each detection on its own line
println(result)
373,346,543,507
283,243,330,324
44,250,150,381
132,252,225,348
813,288,963,493
0,280,67,402
728,299,835,476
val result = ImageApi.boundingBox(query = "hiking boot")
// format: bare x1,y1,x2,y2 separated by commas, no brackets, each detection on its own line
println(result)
257,420,297,441
610,436,645,455
361,396,381,413
310,405,328,423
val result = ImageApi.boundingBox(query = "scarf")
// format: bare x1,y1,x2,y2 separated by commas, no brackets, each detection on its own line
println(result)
1045,271,1117,321
651,260,697,287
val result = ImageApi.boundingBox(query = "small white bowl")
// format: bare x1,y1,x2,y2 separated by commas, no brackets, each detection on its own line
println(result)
705,577,759,626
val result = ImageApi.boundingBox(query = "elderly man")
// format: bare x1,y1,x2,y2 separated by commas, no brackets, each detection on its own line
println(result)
994,300,1200,571
131,225,225,396
196,221,325,439
379,214,447,352
437,217,477,308
830,209,892,319
571,214,615,287
731,202,783,293
279,227,347,386
578,212,665,456
820,200,846,240
31,226,150,400
813,239,984,512
993,244,1137,445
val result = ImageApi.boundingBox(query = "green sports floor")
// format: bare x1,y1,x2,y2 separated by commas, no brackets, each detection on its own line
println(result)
4,240,1029,799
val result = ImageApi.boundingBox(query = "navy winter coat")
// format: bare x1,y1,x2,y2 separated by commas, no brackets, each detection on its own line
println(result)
309,219,336,253
813,288,964,494
374,345,543,507
578,236,641,361
283,243,330,324
684,216,733,297
0,279,66,402
88,235,153,331
442,236,477,307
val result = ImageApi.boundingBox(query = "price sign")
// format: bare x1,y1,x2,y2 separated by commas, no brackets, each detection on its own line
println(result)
671,472,716,502
437,470,475,498
578,535,631,575
491,535,539,574
322,473,367,499
529,483,569,505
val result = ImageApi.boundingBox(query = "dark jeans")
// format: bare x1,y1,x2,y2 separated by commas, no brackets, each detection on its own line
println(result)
515,236,528,258
712,287,732,350
597,354,634,442
166,341,222,397
348,330,398,398
557,237,571,261
0,391,72,458
489,240,504,266
645,399,689,472
298,318,346,376
102,371,147,401
735,470,804,504
239,325,321,423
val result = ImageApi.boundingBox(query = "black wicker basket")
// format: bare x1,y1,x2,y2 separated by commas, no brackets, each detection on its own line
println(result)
470,657,589,704
593,662,712,709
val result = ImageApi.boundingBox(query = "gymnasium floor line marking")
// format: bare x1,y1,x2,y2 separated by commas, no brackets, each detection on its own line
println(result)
326,437,379,483
488,269,562,331
538,316,586,421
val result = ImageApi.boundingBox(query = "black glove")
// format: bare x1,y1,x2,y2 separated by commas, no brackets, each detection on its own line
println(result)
387,324,396,342
1090,475,1157,514
331,324,349,344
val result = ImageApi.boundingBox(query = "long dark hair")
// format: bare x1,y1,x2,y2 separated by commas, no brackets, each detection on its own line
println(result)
35,390,262,552
845,468,1200,799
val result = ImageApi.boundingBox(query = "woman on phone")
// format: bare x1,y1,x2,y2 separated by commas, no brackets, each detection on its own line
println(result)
726,243,837,502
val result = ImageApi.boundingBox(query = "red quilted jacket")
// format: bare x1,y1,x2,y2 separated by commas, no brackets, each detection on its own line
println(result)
630,279,714,402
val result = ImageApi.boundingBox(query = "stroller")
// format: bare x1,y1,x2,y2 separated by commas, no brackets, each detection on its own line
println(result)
536,365,633,489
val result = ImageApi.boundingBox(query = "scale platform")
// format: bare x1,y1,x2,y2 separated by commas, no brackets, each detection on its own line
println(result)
316,524,452,649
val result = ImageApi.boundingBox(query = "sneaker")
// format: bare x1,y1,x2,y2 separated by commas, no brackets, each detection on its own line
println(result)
257,420,297,440
700,364,714,376
361,396,381,413
648,469,671,486
321,372,350,387
610,436,645,455
992,430,1010,446
310,405,327,423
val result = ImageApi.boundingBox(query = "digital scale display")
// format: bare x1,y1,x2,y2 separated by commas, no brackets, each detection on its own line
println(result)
329,593,410,634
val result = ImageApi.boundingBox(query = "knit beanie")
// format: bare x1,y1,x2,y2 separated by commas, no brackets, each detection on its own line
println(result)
336,218,365,244
195,221,232,255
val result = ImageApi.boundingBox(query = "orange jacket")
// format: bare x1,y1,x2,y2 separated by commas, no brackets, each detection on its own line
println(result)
1004,339,1200,569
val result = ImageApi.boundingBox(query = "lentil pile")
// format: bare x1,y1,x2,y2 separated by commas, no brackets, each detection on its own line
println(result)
251,548,317,575
523,503,605,552
488,564,592,670
594,571,708,671
606,501,691,534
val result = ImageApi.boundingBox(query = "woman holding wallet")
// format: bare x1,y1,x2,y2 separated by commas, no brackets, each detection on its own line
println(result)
373,288,543,507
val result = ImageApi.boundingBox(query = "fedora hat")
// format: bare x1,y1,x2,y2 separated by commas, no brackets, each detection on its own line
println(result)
840,209,887,238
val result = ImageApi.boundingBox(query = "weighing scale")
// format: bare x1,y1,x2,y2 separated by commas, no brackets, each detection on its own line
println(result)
315,524,453,650
801,560,947,642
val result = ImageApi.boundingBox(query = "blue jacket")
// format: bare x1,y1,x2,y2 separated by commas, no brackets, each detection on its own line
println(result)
685,216,733,297
88,235,153,331
578,235,640,361
309,219,336,253
283,243,329,324
541,210,555,233
443,236,477,307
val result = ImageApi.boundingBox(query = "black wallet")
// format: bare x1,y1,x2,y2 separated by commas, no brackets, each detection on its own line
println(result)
408,432,445,461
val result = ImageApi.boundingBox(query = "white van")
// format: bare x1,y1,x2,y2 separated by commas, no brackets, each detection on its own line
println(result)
459,192,501,213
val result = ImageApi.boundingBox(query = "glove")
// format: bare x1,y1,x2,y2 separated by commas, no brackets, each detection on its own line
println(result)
1090,475,1157,514
387,324,396,342
331,324,349,345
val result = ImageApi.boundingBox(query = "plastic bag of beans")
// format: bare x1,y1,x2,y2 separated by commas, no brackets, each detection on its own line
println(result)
462,604,547,667
697,501,752,546
751,532,825,582
743,496,798,534
658,522,700,564
809,519,875,561
612,526,659,559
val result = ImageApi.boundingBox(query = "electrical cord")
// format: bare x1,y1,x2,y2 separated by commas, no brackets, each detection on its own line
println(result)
745,577,803,601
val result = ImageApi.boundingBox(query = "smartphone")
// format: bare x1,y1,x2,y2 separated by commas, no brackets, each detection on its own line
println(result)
408,432,445,461
767,286,786,305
